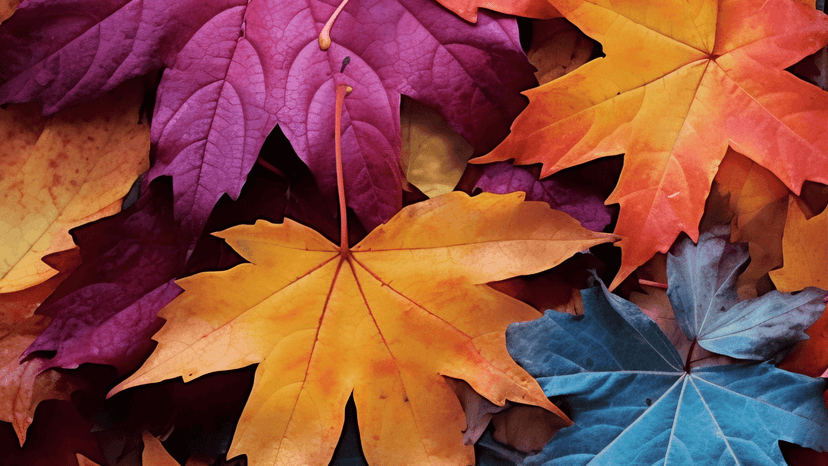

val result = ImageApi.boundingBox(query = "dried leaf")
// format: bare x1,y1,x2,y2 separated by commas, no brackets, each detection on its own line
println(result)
435,0,560,22
400,97,473,198
770,197,828,292
476,0,828,289
0,249,81,445
142,431,180,466
713,149,790,297
111,192,616,465
0,80,149,293
528,18,594,84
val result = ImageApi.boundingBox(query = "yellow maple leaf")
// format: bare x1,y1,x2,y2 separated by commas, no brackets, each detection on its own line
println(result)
111,190,615,466
0,79,149,293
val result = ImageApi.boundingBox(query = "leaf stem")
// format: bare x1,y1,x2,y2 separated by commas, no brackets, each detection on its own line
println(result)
335,83,352,253
684,338,697,373
319,0,350,50
638,279,668,289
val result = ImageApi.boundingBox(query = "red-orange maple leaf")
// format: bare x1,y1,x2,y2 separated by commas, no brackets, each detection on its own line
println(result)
475,0,828,288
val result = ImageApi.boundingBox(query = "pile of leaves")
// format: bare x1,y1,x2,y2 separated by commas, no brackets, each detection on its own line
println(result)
1,0,828,465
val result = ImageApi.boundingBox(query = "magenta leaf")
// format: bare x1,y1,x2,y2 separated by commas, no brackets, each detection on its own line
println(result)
474,162,615,231
23,180,188,373
0,0,535,233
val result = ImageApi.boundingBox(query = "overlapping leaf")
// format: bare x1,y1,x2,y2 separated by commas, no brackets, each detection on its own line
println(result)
474,163,612,231
476,0,828,288
771,198,828,292
110,192,615,465
23,182,186,373
711,149,791,297
436,0,559,23
400,97,473,198
0,80,149,293
506,231,828,465
667,226,826,360
0,249,81,445
0,0,535,236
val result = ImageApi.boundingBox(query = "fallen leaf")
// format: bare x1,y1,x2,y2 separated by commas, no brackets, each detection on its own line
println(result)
434,0,560,23
489,404,560,453
629,254,735,369
770,197,828,292
445,377,509,446
0,0,536,234
506,284,828,465
23,181,186,374
474,431,527,466
712,149,790,297
142,431,180,466
400,97,474,198
527,18,594,84
780,303,828,377
111,191,616,466
0,0,17,23
667,225,826,361
0,248,81,445
0,317,85,446
0,79,149,293
474,162,613,231
475,0,828,289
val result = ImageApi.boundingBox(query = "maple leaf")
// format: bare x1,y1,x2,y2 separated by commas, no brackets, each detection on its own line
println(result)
0,80,149,293
667,226,826,361
142,431,180,466
0,0,16,23
0,249,83,446
434,0,559,23
109,188,615,465
0,0,535,236
710,149,790,297
770,197,828,292
474,162,613,231
475,0,828,289
506,285,828,465
527,17,594,85
22,181,186,373
400,97,474,198
781,303,828,377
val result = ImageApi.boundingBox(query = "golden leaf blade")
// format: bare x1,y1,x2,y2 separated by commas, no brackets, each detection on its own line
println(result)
0,80,149,293
111,192,616,466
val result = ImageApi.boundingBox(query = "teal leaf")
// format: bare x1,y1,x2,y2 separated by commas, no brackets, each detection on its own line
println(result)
667,226,827,360
506,284,828,465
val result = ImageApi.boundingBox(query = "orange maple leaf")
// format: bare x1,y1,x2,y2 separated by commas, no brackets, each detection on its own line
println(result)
0,249,82,445
435,0,559,23
110,189,615,465
711,149,790,297
770,197,828,292
0,79,149,293
475,0,828,288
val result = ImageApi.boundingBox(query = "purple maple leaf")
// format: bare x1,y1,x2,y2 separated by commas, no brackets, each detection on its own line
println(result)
23,180,188,372
0,0,535,234
474,162,615,231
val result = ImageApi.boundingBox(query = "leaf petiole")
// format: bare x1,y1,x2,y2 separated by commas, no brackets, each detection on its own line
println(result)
319,0,351,50
684,338,698,374
335,82,353,253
